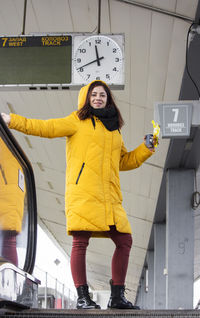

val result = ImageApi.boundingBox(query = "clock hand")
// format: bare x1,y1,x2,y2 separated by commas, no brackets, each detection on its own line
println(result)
95,45,101,66
77,56,104,71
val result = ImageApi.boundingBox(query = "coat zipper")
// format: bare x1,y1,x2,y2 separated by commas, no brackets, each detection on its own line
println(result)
75,119,95,184
0,164,7,184
76,162,85,184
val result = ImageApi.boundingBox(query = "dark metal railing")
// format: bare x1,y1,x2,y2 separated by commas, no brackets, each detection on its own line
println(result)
0,114,37,274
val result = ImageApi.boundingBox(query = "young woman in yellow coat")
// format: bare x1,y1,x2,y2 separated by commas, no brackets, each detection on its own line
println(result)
1,80,155,310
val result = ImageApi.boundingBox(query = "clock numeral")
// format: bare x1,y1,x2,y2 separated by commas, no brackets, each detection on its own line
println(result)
78,48,86,53
77,58,81,63
115,58,120,62
86,74,91,80
106,74,110,80
113,67,117,72
88,42,92,46
107,41,110,46
113,48,117,53
95,39,101,44
79,67,84,72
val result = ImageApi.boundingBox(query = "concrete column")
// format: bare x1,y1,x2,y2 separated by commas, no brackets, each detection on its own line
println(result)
136,273,148,309
154,223,166,309
145,251,154,309
135,279,142,308
141,276,147,309
166,169,194,309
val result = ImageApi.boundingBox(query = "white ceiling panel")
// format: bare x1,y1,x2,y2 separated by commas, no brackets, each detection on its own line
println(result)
130,217,152,247
152,0,176,11
130,6,152,107
33,165,65,195
109,0,132,103
130,167,142,194
149,166,163,199
0,0,24,35
69,0,99,32
138,164,154,197
37,190,65,213
164,19,189,100
26,0,74,33
146,14,174,106
130,104,145,147
99,0,111,33
129,194,157,222
176,0,198,18
43,218,68,243
38,204,66,226
88,237,115,257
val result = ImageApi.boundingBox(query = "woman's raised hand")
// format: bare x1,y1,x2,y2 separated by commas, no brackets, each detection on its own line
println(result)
1,113,11,126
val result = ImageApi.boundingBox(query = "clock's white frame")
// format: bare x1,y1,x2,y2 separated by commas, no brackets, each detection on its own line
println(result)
72,33,125,88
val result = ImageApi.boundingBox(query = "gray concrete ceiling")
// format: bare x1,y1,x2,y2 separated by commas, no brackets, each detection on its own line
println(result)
0,0,199,303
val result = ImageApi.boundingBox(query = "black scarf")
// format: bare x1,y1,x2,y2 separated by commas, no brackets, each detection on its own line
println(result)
90,105,119,131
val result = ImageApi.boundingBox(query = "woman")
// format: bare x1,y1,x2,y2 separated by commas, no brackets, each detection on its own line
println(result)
1,80,155,310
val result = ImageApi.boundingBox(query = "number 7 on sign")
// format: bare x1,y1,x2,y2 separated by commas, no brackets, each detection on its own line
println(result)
172,108,179,122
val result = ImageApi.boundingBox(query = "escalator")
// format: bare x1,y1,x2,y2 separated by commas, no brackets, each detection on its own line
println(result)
0,114,39,312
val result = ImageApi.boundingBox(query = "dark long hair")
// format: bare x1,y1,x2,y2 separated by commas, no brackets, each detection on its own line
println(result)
77,81,124,129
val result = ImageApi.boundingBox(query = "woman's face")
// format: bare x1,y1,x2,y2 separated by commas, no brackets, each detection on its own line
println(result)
89,86,108,109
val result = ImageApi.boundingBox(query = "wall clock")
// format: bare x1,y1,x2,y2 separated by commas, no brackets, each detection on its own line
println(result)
73,34,124,87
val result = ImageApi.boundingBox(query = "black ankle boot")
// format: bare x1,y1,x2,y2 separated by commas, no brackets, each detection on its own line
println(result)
107,279,140,309
76,284,101,309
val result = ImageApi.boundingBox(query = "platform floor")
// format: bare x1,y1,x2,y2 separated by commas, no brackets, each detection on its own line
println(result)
1,309,200,318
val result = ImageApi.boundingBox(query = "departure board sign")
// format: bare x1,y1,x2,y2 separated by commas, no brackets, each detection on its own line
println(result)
0,35,72,86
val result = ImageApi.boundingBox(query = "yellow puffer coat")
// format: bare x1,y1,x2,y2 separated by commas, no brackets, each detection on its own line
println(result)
0,137,25,232
9,82,153,237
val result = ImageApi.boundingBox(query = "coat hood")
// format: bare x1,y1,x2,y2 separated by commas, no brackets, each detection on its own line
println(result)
78,80,107,110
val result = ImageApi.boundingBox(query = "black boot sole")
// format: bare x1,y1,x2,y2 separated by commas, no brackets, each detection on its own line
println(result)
77,306,101,309
107,305,140,310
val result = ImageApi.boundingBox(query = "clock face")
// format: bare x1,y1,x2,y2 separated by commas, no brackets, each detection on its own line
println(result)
73,35,124,85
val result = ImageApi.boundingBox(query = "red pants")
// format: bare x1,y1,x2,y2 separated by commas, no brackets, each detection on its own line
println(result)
70,226,132,287
1,230,18,266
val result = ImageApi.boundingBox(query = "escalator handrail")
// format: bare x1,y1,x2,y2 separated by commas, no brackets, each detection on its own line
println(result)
0,114,37,274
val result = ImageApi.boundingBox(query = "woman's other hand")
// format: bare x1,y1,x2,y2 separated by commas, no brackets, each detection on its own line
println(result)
1,113,11,126
144,134,155,152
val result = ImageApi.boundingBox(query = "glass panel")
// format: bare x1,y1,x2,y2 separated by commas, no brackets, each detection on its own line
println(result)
0,136,28,269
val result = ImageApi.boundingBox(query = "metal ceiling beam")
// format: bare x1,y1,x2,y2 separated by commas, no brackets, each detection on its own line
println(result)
115,0,194,23
98,0,101,34
22,0,27,35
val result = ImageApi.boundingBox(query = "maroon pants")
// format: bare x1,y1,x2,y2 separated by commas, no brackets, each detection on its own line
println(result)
1,230,18,266
70,226,132,287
